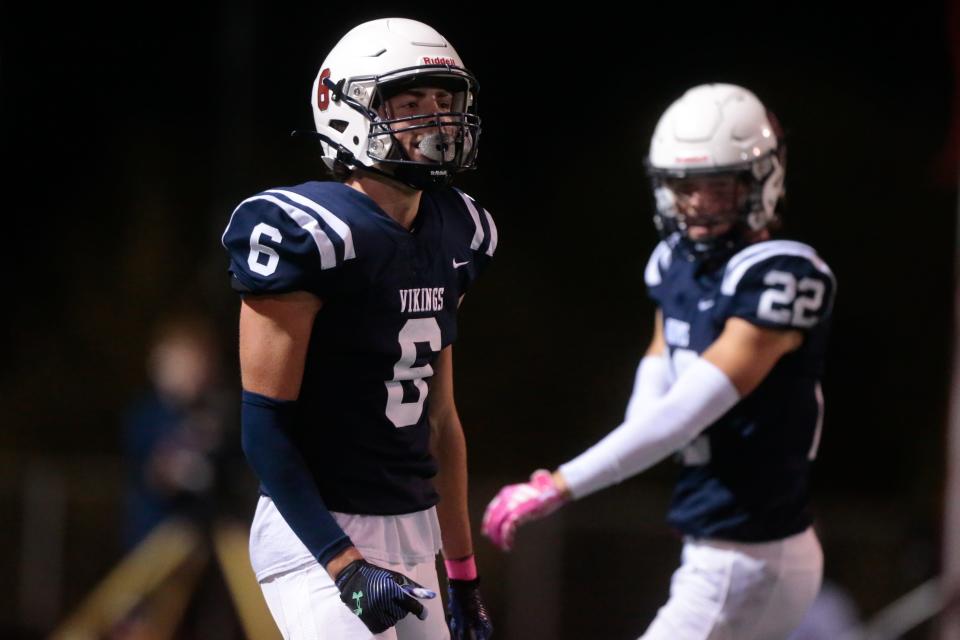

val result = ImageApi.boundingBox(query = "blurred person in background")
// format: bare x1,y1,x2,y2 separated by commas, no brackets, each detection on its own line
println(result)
123,314,242,548
222,18,494,640
118,314,247,639
483,83,835,640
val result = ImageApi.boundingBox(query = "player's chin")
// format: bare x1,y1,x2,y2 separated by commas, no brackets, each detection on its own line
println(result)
686,226,712,240
687,223,732,240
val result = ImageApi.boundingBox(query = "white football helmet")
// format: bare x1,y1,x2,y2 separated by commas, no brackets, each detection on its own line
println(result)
646,83,786,259
310,18,480,189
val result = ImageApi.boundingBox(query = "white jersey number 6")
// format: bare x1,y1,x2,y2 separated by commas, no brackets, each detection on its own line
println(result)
385,318,441,428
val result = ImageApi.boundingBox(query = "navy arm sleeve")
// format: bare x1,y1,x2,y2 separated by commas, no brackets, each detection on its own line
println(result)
241,391,352,566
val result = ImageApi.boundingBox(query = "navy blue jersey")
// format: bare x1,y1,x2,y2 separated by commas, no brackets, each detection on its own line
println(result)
645,234,835,542
222,181,497,515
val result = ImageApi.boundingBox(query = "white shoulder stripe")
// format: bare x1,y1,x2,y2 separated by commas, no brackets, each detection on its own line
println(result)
221,200,245,248
725,240,813,273
482,208,498,256
644,241,672,287
267,189,356,260
242,194,338,270
721,240,834,295
456,189,485,250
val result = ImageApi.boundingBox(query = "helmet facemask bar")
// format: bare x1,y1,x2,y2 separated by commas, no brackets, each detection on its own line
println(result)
643,84,788,261
369,69,480,184
368,110,481,167
324,64,481,188
646,149,784,260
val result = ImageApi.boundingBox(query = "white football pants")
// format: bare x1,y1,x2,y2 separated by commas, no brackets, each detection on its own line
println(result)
641,527,823,640
251,497,448,640
259,556,449,640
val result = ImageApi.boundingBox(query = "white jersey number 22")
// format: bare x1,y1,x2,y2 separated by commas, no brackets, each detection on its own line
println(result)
757,270,825,328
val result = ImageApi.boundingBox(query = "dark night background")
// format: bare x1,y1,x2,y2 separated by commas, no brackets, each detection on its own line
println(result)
2,2,958,638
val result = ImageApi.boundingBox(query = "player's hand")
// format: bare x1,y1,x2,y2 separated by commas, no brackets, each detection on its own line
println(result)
446,577,493,639
482,469,567,551
334,559,437,634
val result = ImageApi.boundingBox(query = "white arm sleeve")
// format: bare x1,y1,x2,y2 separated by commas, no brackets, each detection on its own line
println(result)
558,357,740,500
623,355,672,420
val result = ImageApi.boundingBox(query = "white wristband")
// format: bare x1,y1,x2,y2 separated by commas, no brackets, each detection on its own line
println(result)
559,357,740,500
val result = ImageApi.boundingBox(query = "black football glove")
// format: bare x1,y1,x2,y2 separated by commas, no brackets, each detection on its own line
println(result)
334,559,436,634
447,577,493,639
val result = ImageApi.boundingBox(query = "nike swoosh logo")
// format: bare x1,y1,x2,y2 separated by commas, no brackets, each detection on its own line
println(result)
698,299,715,311
453,259,470,269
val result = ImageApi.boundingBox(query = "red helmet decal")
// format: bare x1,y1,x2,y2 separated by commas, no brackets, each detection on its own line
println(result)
317,68,332,111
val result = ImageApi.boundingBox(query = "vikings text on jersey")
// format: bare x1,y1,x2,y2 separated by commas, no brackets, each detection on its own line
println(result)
223,181,496,515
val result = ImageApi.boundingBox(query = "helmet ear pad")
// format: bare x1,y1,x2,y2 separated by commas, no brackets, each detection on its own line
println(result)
754,154,785,230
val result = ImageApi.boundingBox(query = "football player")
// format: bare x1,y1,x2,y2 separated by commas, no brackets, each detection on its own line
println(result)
222,18,494,640
482,84,834,639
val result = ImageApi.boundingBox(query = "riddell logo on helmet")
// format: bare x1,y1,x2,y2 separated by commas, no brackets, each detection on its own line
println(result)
676,155,710,164
422,56,456,66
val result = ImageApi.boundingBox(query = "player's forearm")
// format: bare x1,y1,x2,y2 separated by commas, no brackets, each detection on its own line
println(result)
558,358,739,499
241,391,353,566
431,416,474,560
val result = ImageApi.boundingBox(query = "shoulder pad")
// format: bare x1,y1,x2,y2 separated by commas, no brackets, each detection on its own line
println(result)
452,188,498,258
221,186,357,295
718,240,836,330
645,240,674,287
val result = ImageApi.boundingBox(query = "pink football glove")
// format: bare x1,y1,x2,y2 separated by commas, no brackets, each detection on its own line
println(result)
482,469,566,551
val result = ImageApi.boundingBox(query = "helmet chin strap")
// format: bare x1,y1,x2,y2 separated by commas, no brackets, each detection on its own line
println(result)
365,128,452,190
389,162,451,190
305,76,469,190
678,206,756,266
293,129,438,191
652,173,769,264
